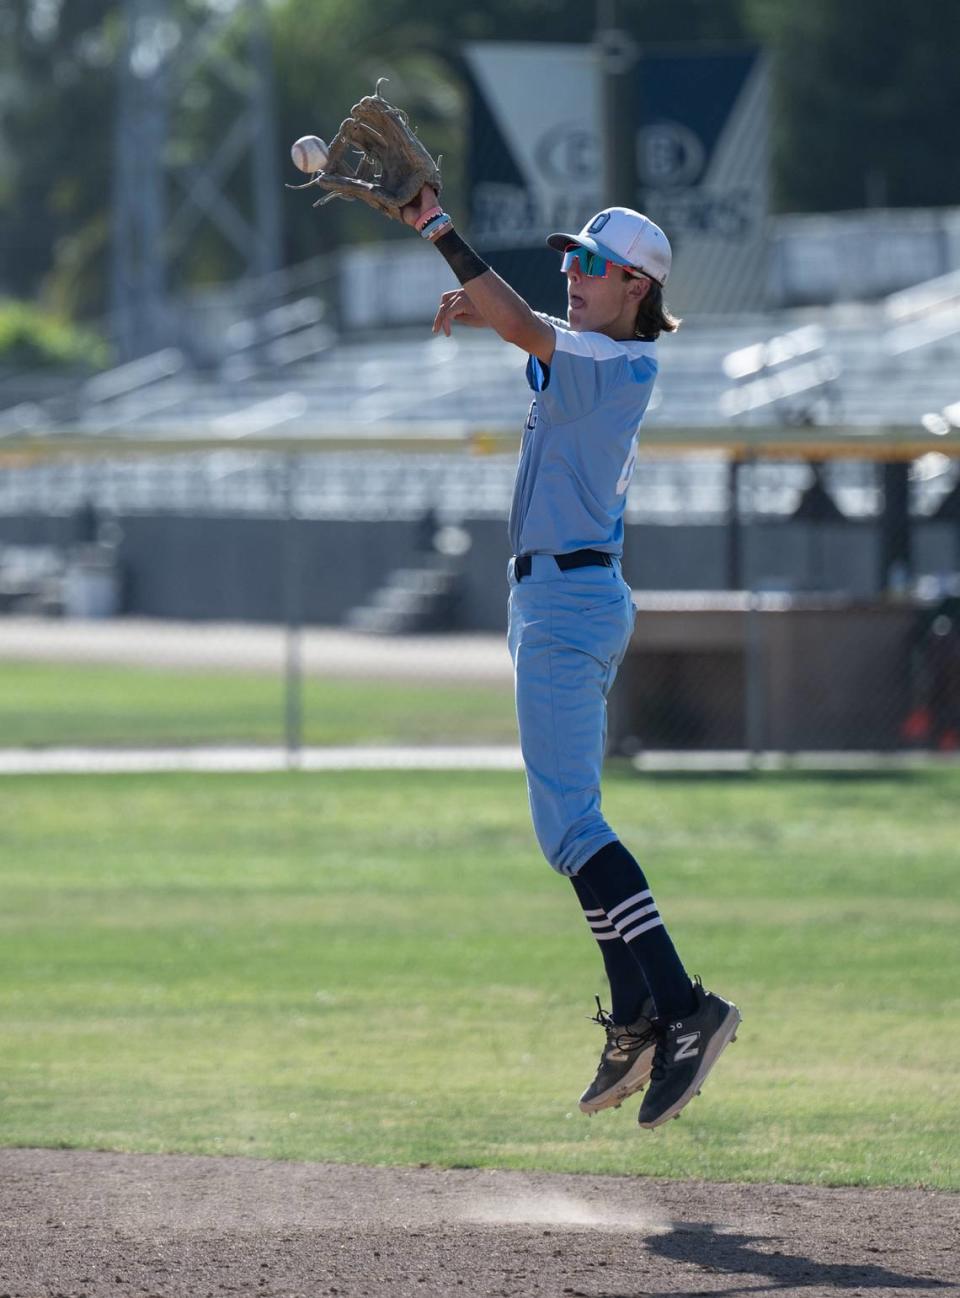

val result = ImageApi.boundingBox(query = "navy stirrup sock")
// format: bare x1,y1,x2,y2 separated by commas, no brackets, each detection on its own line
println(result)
570,873,651,1025
575,840,695,1020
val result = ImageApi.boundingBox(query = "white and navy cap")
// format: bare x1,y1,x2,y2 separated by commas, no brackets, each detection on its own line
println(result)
547,207,672,286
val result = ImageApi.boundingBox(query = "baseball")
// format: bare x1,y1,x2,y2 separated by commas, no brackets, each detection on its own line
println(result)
291,135,329,174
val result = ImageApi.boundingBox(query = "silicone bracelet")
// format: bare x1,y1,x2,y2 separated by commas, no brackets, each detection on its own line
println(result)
415,205,444,233
420,212,453,240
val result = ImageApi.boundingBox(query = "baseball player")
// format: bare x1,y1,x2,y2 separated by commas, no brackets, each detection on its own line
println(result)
298,92,739,1125
397,185,741,1129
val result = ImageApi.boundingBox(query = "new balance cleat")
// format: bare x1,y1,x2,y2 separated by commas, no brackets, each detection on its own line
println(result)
579,996,657,1115
637,978,741,1129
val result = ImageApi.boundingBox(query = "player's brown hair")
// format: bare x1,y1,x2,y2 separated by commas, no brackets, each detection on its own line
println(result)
634,281,680,340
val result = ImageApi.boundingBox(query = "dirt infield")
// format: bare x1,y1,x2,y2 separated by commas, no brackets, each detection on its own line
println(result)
1,1150,956,1298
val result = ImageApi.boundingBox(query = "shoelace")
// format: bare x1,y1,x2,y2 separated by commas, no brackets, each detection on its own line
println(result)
589,996,656,1053
648,1028,669,1081
589,996,616,1031
648,976,705,1080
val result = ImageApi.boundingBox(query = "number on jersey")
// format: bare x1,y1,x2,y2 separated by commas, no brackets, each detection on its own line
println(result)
616,432,639,496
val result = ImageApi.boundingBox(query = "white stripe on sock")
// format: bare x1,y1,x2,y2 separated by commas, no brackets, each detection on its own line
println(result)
620,915,664,943
611,902,659,934
588,917,617,932
606,889,652,922
594,930,621,941
583,907,606,918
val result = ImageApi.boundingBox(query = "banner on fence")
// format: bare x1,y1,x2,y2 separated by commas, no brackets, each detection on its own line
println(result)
464,41,770,316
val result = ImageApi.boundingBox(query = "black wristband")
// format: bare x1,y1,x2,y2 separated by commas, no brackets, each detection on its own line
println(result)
432,228,489,286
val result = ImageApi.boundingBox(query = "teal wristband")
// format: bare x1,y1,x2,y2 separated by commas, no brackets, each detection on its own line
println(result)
420,212,452,240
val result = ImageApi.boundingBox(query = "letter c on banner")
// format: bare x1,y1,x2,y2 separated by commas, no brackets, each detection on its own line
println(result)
534,125,599,185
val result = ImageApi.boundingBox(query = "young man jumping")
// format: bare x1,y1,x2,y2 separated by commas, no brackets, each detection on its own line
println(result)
400,185,741,1128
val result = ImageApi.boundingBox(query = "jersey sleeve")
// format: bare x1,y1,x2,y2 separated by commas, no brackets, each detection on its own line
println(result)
534,311,569,332
525,329,657,422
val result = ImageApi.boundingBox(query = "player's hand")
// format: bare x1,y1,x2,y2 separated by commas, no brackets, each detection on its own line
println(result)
401,184,439,230
432,288,488,335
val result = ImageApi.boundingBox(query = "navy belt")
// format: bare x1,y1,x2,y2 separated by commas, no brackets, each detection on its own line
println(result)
513,549,614,580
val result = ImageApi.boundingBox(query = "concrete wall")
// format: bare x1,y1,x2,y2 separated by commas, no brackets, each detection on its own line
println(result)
1,513,957,629
768,207,960,305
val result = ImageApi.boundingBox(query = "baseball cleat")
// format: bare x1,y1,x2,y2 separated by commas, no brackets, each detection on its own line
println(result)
637,978,741,1130
579,996,657,1115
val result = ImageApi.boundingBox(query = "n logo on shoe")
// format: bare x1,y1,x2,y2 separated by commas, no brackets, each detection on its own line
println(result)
673,1031,701,1061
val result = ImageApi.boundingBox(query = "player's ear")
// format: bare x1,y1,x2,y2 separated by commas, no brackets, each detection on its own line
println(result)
626,275,652,305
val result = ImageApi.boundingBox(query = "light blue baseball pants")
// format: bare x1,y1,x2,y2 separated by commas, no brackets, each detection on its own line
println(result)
507,555,637,876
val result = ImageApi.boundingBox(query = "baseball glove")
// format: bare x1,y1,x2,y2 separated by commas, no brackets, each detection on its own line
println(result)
289,79,441,221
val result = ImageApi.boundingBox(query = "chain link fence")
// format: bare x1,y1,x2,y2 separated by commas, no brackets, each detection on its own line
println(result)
1,440,958,759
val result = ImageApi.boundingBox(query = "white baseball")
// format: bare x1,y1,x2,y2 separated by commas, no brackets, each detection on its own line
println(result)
291,135,329,174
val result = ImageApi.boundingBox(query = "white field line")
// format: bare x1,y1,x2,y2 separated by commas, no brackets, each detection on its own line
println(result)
0,745,525,775
1,746,954,776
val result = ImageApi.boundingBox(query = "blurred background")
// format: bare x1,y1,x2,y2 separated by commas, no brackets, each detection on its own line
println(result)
1,0,959,760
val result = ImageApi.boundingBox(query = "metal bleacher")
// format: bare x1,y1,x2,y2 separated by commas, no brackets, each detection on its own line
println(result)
3,252,956,441
1,268,959,524
58,292,960,439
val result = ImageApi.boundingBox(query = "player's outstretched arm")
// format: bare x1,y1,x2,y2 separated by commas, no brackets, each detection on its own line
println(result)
452,261,555,365
404,188,555,365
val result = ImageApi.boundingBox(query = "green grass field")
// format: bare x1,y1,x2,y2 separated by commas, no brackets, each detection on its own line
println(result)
1,767,958,1189
0,661,517,747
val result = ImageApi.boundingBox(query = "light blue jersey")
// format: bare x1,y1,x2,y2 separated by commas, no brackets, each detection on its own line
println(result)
507,322,658,558
506,319,660,875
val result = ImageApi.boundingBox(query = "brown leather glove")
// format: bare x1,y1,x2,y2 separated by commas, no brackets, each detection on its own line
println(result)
289,81,442,222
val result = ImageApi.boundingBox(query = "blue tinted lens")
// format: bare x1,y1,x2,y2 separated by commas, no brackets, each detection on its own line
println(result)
561,246,609,277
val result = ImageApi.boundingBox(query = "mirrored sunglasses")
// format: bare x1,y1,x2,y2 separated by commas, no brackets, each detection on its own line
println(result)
561,244,616,278
561,244,648,280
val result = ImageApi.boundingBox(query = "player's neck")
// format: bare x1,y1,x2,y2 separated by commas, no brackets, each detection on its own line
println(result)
598,300,643,342
595,319,641,343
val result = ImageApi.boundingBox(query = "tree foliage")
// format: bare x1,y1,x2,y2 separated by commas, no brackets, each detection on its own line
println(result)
0,1,119,316
0,298,109,371
747,0,960,210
